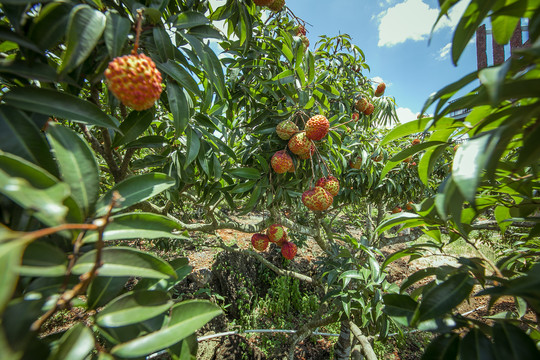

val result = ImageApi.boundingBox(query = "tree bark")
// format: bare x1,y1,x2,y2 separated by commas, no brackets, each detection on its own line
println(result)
349,322,378,360
333,320,352,360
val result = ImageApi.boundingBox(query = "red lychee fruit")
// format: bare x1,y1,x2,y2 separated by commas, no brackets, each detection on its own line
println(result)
251,233,269,251
355,98,368,112
105,53,163,111
406,202,414,211
392,207,402,214
298,142,316,160
288,132,311,155
267,0,285,11
271,150,293,174
300,35,309,48
363,103,375,116
296,25,306,36
411,138,421,145
302,186,333,211
275,233,288,247
253,0,274,5
266,224,285,243
276,120,299,140
281,241,297,260
352,112,360,122
375,82,386,97
403,156,412,163
305,115,330,141
315,176,340,196
349,156,362,169
373,154,383,162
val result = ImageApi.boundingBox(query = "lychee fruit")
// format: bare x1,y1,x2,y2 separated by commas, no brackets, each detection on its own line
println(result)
300,35,309,49
411,138,421,145
267,0,285,11
105,53,163,111
315,176,340,196
392,207,402,214
406,202,414,211
271,150,293,174
276,120,298,140
302,186,333,211
298,142,316,160
288,132,311,155
296,25,306,36
305,115,330,141
373,154,383,162
355,98,368,112
363,103,375,116
266,224,285,243
281,241,297,260
349,156,362,169
375,82,386,97
251,233,269,251
403,156,412,163
275,233,288,247
352,112,359,122
253,0,274,5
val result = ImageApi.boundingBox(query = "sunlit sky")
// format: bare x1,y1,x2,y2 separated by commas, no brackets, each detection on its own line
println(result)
210,0,483,122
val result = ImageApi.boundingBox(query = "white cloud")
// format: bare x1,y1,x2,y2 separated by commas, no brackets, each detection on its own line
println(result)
437,42,452,60
396,107,418,123
371,76,390,89
377,0,469,47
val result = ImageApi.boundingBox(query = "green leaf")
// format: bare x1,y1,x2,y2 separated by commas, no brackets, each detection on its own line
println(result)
0,105,58,176
47,123,99,216
28,1,71,50
167,79,192,135
111,300,221,358
153,27,175,63
460,328,495,360
418,145,447,185
72,247,177,279
174,11,210,29
185,128,201,168
228,168,261,180
382,117,461,145
18,241,67,277
517,117,540,167
124,135,168,149
104,10,130,58
416,273,474,323
0,26,41,53
48,323,95,360
0,240,24,313
157,61,202,97
422,333,460,360
58,5,106,75
492,322,540,359
95,173,175,216
494,206,512,233
4,88,119,130
0,169,70,227
96,291,172,327
382,294,418,327
376,212,425,234
478,60,511,106
82,212,187,244
491,0,527,45
87,276,129,310
112,109,154,147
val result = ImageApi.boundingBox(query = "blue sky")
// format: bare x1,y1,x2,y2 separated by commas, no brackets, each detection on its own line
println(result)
287,0,478,122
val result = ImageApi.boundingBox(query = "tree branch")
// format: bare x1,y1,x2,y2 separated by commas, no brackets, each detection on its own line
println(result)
349,322,378,360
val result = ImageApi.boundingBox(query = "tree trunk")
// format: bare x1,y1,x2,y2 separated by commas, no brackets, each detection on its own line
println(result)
333,320,352,360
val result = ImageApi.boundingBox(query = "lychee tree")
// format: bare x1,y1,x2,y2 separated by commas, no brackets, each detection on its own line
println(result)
0,1,457,360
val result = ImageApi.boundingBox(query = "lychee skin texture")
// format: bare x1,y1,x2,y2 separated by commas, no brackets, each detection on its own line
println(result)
251,233,269,251
363,103,375,116
276,120,298,140
350,156,362,169
305,115,330,141
105,53,162,111
266,224,285,243
355,98,368,112
275,233,287,247
411,138,421,145
281,241,297,260
406,202,414,211
302,186,333,211
392,207,402,214
316,176,340,196
267,0,285,11
375,83,386,97
352,112,360,122
288,132,311,155
253,0,274,5
298,143,315,160
296,25,306,36
271,150,293,174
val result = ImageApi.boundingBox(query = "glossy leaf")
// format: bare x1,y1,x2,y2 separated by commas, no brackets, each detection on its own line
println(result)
174,11,210,29
421,333,460,360
4,88,119,130
124,135,168,149
0,240,24,313
28,1,71,50
460,328,495,360
58,5,106,75
228,168,261,180
112,109,154,147
47,123,99,216
48,323,95,360
96,291,172,327
82,212,187,244
104,10,130,58
72,247,177,279
95,173,175,216
87,276,129,310
167,79,191,135
158,61,202,97
492,322,540,359
382,294,418,327
111,300,222,358
18,241,67,277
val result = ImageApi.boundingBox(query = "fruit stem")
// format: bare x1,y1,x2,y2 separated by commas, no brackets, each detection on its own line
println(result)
132,9,144,55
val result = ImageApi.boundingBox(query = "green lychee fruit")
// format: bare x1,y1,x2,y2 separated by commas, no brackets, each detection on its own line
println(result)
349,156,362,169
301,186,333,211
363,103,375,116
105,53,163,111
355,98,368,112
271,150,293,174
288,132,311,155
276,120,298,140
298,142,315,160
266,224,285,243
375,82,386,97
305,115,329,141
316,176,340,196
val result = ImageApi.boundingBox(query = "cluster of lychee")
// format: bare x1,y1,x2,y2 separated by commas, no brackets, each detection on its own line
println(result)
351,82,385,121
253,0,285,12
392,202,414,214
250,224,297,260
295,25,309,49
